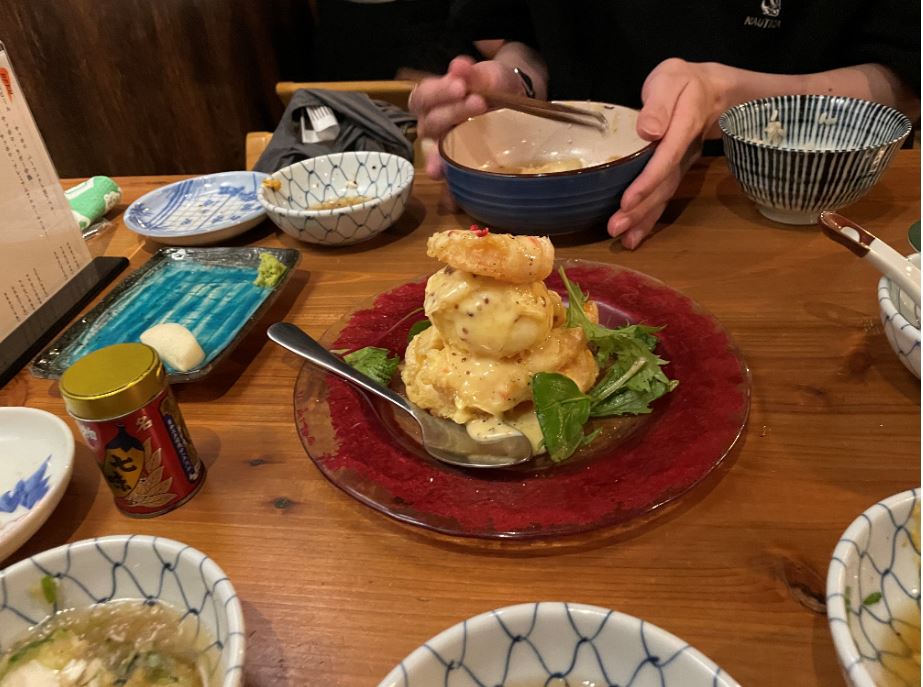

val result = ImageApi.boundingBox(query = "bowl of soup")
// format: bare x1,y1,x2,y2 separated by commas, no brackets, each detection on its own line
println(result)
827,489,921,687
258,151,415,246
439,103,655,235
0,535,244,687
377,601,739,686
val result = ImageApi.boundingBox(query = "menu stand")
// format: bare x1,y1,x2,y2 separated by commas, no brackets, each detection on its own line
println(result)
0,256,127,388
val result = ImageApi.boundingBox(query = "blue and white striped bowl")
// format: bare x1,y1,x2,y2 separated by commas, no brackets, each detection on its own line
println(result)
378,602,739,687
879,253,921,379
827,489,921,687
720,95,911,225
0,535,245,687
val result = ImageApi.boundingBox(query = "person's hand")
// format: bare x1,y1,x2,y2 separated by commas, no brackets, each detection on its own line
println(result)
608,59,728,249
409,56,524,179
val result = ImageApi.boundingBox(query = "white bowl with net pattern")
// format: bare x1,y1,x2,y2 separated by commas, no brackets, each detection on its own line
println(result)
377,601,739,687
0,535,244,686
827,489,921,687
258,151,414,246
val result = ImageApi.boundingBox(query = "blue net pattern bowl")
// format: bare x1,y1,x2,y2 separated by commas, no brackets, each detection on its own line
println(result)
377,601,739,687
0,535,245,687
827,489,921,687
258,151,414,246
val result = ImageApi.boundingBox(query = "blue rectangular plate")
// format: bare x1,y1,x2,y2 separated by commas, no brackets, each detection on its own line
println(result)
30,246,300,383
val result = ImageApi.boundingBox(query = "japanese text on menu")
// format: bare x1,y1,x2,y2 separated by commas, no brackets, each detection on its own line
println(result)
0,45,90,341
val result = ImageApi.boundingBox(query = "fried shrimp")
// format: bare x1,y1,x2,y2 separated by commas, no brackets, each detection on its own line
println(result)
426,229,554,284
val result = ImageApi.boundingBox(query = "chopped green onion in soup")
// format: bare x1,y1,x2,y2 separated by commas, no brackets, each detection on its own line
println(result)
0,599,214,686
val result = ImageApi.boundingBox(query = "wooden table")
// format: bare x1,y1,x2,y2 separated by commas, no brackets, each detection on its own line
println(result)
2,151,920,686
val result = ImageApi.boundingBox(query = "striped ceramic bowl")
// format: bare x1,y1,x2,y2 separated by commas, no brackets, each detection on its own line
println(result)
719,95,911,225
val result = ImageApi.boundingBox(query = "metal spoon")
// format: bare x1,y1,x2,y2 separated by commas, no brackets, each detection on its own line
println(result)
267,322,534,468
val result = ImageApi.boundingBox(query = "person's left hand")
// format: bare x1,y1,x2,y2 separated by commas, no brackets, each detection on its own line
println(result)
608,59,728,249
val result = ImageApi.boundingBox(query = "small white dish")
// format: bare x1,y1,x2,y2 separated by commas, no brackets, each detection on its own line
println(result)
258,151,414,246
378,601,739,687
0,407,74,563
124,171,268,246
827,489,921,687
0,534,245,686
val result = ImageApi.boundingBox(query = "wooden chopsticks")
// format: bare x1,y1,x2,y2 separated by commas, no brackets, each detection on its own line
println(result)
477,91,608,133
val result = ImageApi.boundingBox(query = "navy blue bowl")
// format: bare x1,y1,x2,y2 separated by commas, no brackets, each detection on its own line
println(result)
719,95,911,225
440,103,654,235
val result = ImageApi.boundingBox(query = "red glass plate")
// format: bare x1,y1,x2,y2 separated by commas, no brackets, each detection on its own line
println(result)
293,260,750,539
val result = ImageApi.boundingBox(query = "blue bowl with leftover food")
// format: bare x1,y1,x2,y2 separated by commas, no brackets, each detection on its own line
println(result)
439,103,654,235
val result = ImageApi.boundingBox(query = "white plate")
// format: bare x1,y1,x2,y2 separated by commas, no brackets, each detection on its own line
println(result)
378,602,740,687
124,171,268,246
0,407,74,563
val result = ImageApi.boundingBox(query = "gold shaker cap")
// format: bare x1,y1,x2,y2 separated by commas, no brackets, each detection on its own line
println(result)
60,343,165,420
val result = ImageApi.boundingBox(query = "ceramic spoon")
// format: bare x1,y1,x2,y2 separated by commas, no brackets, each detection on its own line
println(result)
819,211,921,323
267,322,534,469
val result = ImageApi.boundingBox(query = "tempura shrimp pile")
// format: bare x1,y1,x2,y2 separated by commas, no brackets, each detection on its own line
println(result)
401,227,598,427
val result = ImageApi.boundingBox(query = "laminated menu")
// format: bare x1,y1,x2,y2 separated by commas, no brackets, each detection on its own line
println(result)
0,42,129,389
0,42,91,344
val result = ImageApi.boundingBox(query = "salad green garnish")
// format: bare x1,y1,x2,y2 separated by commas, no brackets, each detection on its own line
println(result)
531,269,679,462
407,318,432,342
343,346,400,387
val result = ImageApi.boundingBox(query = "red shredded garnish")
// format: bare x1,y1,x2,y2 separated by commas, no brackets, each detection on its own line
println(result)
469,224,489,237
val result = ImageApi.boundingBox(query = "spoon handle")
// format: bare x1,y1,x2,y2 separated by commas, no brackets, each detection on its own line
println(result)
819,211,921,304
267,322,414,414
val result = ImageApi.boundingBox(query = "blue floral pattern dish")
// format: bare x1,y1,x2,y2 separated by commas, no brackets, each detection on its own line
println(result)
827,489,921,687
0,534,245,687
377,602,739,687
125,171,268,246
0,407,74,563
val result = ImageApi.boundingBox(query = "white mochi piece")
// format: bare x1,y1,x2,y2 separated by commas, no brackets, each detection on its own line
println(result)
140,323,206,372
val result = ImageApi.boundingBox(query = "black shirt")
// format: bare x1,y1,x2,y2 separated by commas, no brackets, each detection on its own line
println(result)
450,0,921,107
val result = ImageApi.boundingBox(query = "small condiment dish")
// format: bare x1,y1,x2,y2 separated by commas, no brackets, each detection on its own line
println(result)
378,601,740,686
0,407,74,563
827,489,921,687
258,151,414,246
0,534,245,686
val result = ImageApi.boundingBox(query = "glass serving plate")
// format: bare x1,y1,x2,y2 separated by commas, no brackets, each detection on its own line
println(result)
294,260,751,539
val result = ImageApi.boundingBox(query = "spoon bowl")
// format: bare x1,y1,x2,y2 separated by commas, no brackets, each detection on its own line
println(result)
267,322,534,469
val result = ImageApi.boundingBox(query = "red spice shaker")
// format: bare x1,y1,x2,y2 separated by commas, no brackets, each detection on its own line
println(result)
59,342,205,517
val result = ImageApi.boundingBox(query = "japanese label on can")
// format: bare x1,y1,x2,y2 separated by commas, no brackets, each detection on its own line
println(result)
75,387,205,517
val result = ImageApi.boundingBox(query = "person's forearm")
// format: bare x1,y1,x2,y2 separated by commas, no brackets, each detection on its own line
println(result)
702,62,920,138
476,40,550,100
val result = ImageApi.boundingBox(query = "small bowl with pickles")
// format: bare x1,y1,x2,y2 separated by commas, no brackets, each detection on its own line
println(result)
0,535,244,686
258,151,415,246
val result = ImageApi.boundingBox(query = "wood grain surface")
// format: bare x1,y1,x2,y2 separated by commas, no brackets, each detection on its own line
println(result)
2,151,920,686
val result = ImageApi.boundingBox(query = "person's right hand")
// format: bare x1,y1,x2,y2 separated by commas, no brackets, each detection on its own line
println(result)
409,56,524,179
